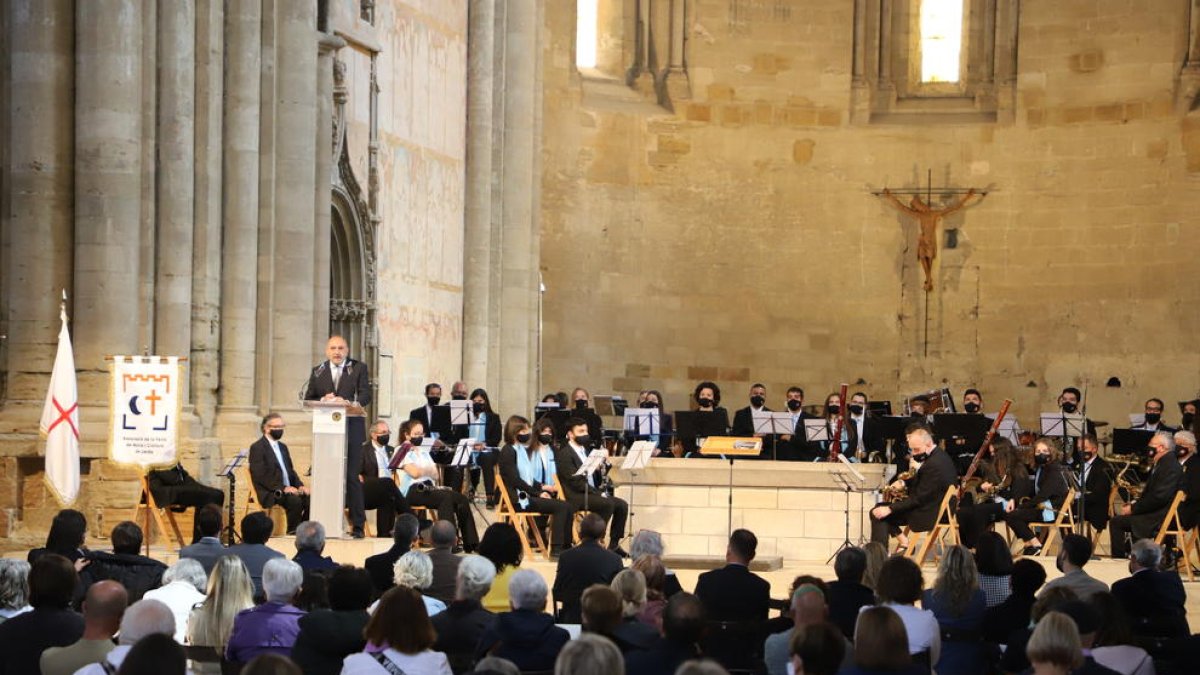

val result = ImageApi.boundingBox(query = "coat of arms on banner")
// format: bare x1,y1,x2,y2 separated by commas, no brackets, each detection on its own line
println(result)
110,356,184,468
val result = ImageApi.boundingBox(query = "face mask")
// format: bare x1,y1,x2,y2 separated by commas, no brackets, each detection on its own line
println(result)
827,404,840,416
641,401,658,409
426,396,440,407
269,429,284,441
574,434,592,447
410,436,424,446
848,404,864,416
452,394,467,401
376,434,390,446
750,395,765,408
698,398,714,409
1061,401,1077,414
1035,454,1049,465
786,399,802,412
911,410,924,418
517,432,532,445
538,433,555,446
964,402,980,414
472,401,485,414
575,399,588,410
911,451,928,461
1177,446,1191,459
1183,412,1195,428
1144,412,1162,425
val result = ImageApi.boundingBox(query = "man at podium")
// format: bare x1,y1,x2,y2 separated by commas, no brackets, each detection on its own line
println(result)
304,335,371,538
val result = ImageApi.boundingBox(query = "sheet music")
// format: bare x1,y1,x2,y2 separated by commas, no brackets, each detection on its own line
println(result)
218,450,248,477
449,400,471,425
998,418,1021,444
621,441,655,470
451,438,475,466
575,448,609,476
623,409,660,435
753,410,794,434
1040,412,1086,438
803,418,830,442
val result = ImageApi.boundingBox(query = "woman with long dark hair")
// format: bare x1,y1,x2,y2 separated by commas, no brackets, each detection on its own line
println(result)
497,415,575,556
467,388,503,507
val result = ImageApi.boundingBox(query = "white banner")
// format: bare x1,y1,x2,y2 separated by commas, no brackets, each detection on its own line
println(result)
110,356,183,468
40,306,80,505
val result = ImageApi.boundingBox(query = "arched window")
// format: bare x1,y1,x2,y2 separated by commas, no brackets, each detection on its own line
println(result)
576,0,599,69
919,0,965,84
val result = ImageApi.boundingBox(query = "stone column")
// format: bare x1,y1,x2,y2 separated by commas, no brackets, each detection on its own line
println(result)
270,0,319,408
219,0,261,411
2,0,74,405
313,34,345,356
137,0,157,352
74,0,143,400
663,0,690,103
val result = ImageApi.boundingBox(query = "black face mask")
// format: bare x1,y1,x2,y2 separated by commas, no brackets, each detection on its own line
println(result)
574,434,592,447
269,428,284,441
641,401,658,409
827,404,840,416
964,402,981,414
426,395,441,407
848,404,864,416
911,410,924,418
538,433,555,446
1061,401,1077,414
472,401,485,414
376,434,390,446
1183,412,1195,428
1177,446,1191,459
1144,412,1162,425
410,436,424,446
575,399,588,410
1035,453,1049,465
516,432,532,445
786,399,802,412
911,451,928,462
750,395,765,408
452,394,467,401
698,398,714,409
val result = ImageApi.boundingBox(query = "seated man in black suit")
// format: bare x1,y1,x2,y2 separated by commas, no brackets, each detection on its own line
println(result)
360,419,413,537
827,547,876,640
1109,431,1184,559
694,528,770,622
146,462,224,543
1175,430,1200,530
731,383,774,459
178,504,226,574
555,417,629,555
1111,539,1189,639
248,412,309,534
624,593,706,675
552,514,624,624
1077,434,1113,535
869,424,957,552
364,514,420,596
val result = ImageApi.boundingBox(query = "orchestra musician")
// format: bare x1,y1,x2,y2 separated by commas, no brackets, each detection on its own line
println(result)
847,392,886,459
1180,399,1198,432
818,391,857,460
732,383,774,459
1076,434,1114,536
465,388,503,508
956,437,1032,549
555,417,629,556
1176,431,1200,531
678,381,729,456
869,424,957,552
394,419,480,553
623,389,673,455
1108,431,1184,559
1003,437,1071,556
778,387,818,461
497,415,575,556
1133,398,1177,433
962,389,984,414
908,394,934,427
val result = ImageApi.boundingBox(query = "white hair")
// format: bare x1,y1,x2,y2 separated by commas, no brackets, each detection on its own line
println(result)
907,427,934,445
629,530,664,559
261,558,303,603
509,569,548,610
0,559,30,610
456,555,496,601
1131,539,1163,569
1174,430,1196,448
394,550,434,591
294,520,326,553
163,558,208,594
1154,430,1176,452
119,599,176,645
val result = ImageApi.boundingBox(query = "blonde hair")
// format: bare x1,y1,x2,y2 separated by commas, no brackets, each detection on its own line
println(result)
862,541,888,591
931,545,979,616
1026,611,1084,669
187,556,253,650
610,569,647,618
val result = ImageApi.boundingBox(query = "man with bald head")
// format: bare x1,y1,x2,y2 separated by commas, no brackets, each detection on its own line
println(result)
40,581,128,675
1109,431,1184,558
74,598,175,675
762,584,853,675
305,335,372,537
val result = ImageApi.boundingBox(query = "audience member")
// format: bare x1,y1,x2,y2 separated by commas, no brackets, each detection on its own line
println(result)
0,559,31,623
40,580,127,675
1025,611,1084,675
1055,599,1126,675
143,557,206,642
75,521,167,607
553,633,624,675
624,593,706,675
1041,534,1109,601
240,653,304,675
178,504,227,574
630,530,683,597
869,555,940,666
581,585,627,643
432,555,497,674
294,568,330,611
827,547,874,639
788,622,847,675
227,512,286,599
675,661,730,675
478,522,524,613
846,606,925,675
476,569,569,671
75,598,176,674
471,656,519,675
974,531,1014,607
694,528,770,622
427,520,463,604
225,558,306,663
983,557,1046,644
552,513,623,623
630,554,668,630
922,545,988,672
765,584,852,675
27,509,88,564
115,631,186,675
1088,592,1154,675
365,514,420,596
1000,585,1079,674
187,554,255,673
861,541,887,591
291,565,374,675
389,550,448,616
1111,538,1189,639
292,521,337,572
609,569,660,652
0,553,85,675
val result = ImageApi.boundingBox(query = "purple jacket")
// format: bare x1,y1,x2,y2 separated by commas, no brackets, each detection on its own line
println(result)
225,601,306,663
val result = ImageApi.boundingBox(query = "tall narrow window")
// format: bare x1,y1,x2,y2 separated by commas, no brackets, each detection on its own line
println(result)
576,0,599,69
919,0,964,83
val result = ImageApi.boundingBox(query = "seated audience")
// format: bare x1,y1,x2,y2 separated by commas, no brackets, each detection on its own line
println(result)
476,569,570,671
580,585,628,647
1055,599,1129,675
291,521,337,572
624,593,706,675
827,547,875,639
227,512,286,599
789,622,848,675
552,513,623,623
1000,585,1079,674
478,522,523,613
40,580,127,675
846,606,927,675
0,559,31,623
630,529,684,597
365,514,420,596
630,554,667,630
291,565,374,675
1088,592,1154,675
1111,538,1189,639
242,653,304,675
1040,534,1108,601
0,553,84,674
75,521,167,607
27,509,88,564
427,520,463,605
922,545,988,673
765,584,852,675
1025,611,1085,675
142,558,207,642
432,555,498,674
294,568,331,612
116,632,187,675
225,558,306,663
694,528,770,622
609,569,660,652
472,656,519,675
553,633,624,675
188,555,255,674
974,531,1014,608
178,504,227,574
861,541,887,591
868,555,940,666
983,557,1046,644
74,598,176,674
390,550,448,617
342,585,452,674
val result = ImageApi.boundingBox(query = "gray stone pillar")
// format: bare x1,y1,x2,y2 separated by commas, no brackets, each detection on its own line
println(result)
74,0,143,399
219,0,261,411
2,0,74,404
313,34,345,356
137,0,157,352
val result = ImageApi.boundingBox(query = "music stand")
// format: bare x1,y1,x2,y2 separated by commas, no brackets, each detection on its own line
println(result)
448,400,471,425
675,410,731,456
621,441,655,538
751,411,792,460
574,449,610,514
217,451,248,546
827,466,872,564
998,418,1021,445
868,401,894,416
1112,428,1155,455
876,416,911,463
803,419,830,458
623,409,660,437
429,405,453,441
698,437,762,537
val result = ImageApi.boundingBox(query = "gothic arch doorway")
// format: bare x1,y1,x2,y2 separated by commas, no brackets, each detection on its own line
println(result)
329,149,377,407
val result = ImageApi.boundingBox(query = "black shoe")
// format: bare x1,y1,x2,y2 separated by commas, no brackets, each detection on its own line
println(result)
351,529,365,539
485,500,496,510
1022,544,1042,556
452,545,465,554
610,546,629,559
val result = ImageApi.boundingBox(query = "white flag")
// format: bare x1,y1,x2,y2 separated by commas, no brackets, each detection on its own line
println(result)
39,304,80,505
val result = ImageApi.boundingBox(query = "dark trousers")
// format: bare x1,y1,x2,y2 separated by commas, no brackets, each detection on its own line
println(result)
869,501,913,545
274,492,310,533
363,476,412,537
522,495,576,550
469,452,498,502
345,417,367,531
957,501,1005,549
408,487,479,549
152,482,225,543
567,493,628,548
1004,506,1052,542
1109,509,1167,558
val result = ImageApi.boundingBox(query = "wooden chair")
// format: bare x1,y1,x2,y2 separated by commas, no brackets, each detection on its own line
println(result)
389,468,431,525
557,483,590,540
493,469,549,561
133,474,185,553
237,464,286,537
1154,490,1200,582
1086,484,1120,555
902,486,959,565
1024,488,1077,557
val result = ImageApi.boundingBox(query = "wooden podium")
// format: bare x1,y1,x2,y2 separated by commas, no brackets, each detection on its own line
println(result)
304,400,365,539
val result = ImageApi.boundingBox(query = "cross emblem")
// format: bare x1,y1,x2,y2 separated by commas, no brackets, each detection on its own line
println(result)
48,397,79,439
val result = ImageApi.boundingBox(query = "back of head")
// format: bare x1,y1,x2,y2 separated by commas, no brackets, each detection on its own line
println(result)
1060,534,1092,569
663,592,705,644
83,580,129,630
932,545,979,616
328,565,373,612
791,584,828,626
456,555,497,602
1032,586,1078,622
163,558,208,594
875,555,924,605
117,632,185,675
975,531,1015,576
196,504,223,539
261,558,303,604
1056,599,1101,647
191,556,253,650
728,529,757,563
610,569,647,618
1026,611,1084,670
239,654,303,675
393,513,420,547
431,519,458,548
629,530,665,559
833,547,867,583
294,521,325,554
1089,592,1135,647
1012,558,1048,596
111,521,144,555
472,656,520,675
46,509,88,553
119,598,176,646
673,660,730,675
394,550,434,591
854,606,911,670
240,512,274,545
789,622,846,675
631,555,666,596
1130,539,1162,570
553,633,623,675
364,586,436,655
0,559,30,611
28,553,77,610
578,513,607,542
581,584,622,634
478,522,523,573
509,569,549,612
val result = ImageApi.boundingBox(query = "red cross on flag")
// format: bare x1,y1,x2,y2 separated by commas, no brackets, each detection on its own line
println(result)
39,303,80,505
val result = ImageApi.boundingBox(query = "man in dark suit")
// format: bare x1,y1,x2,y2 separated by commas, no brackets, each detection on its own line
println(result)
623,593,705,675
556,418,629,554
426,520,462,605
848,391,886,460
360,419,412,537
292,520,338,572
731,383,775,459
304,334,371,538
693,529,770,622
1133,397,1178,433
870,424,957,549
364,514,420,596
146,462,224,543
778,386,819,461
552,513,624,623
408,382,442,430
178,504,226,574
1109,431,1184,559
248,413,309,533
1112,539,1190,639
828,547,876,640
227,512,285,599
1175,430,1200,529
1077,434,1114,534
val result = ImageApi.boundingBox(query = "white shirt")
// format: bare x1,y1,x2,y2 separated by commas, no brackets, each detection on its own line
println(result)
852,414,866,451
864,603,941,665
340,648,451,675
267,436,291,487
143,581,206,643
399,447,436,486
331,361,344,388
372,442,391,478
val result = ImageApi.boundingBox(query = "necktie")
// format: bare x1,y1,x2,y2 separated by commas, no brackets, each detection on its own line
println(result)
332,364,341,390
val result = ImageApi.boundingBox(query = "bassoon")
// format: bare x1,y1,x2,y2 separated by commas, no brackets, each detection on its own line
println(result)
828,383,849,462
957,398,1012,501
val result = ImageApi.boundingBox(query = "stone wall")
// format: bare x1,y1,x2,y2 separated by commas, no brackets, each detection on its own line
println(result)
540,0,1200,430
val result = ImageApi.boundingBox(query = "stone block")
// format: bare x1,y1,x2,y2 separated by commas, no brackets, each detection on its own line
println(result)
1063,106,1092,124
682,508,736,536
741,508,802,538
729,488,779,509
1146,139,1169,160
1068,49,1105,73
718,366,750,381
817,110,841,127
611,376,644,391
793,139,815,164
646,151,681,168
1093,103,1123,122
664,534,712,556
753,53,780,75
687,366,719,381
658,485,715,507
785,108,818,127
707,83,734,101
657,135,692,154
803,511,849,538
686,103,712,122
754,101,775,126
778,490,833,510
719,105,745,127
632,505,683,534
1026,108,1046,127
625,363,652,378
